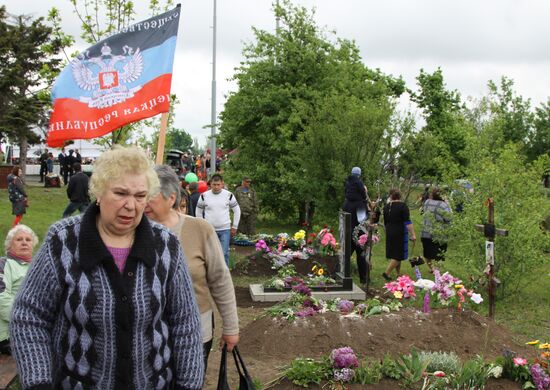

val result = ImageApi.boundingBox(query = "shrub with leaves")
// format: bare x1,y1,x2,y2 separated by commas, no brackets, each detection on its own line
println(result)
283,357,331,387
394,349,430,387
448,356,494,389
354,360,383,385
419,351,461,374
443,146,550,297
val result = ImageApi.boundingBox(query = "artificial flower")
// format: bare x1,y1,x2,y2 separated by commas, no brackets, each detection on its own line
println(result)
330,347,359,369
414,278,435,290
433,371,446,377
513,357,527,366
293,230,306,241
337,299,355,314
394,291,403,299
527,340,540,345
539,343,550,349
488,365,503,378
333,368,355,383
454,284,464,289
470,293,484,304
317,268,324,276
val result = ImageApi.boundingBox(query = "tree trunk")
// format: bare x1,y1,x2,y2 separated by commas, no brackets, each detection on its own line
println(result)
19,136,28,178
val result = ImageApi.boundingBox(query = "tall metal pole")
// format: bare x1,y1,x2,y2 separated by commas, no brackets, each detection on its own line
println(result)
209,0,217,176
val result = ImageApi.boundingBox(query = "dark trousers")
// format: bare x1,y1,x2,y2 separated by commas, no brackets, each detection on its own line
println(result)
352,241,368,283
203,339,213,372
39,164,48,182
62,202,89,218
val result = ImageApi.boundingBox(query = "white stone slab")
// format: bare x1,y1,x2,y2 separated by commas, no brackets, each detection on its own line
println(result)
249,283,366,302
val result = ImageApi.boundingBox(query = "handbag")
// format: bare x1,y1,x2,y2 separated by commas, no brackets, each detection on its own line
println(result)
216,345,256,390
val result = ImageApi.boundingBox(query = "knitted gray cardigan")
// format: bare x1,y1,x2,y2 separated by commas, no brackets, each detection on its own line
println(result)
10,204,204,390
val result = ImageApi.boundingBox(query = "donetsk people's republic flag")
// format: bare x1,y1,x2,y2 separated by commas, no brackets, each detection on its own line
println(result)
47,5,181,147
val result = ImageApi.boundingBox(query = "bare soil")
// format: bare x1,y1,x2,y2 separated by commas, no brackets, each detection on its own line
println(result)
202,284,533,390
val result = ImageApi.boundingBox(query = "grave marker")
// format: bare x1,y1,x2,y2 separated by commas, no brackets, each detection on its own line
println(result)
474,198,508,319
338,210,353,290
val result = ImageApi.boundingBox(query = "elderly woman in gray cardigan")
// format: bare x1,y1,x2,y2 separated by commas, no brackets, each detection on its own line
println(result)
10,146,204,390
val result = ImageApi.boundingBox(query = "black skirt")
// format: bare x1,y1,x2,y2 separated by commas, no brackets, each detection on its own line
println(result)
421,237,447,261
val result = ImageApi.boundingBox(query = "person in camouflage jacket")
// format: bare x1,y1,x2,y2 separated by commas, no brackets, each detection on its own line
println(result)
234,177,258,236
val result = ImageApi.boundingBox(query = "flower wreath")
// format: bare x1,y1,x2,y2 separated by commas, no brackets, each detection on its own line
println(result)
352,221,380,250
352,221,370,246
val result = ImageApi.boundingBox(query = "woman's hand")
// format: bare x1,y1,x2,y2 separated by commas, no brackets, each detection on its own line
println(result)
220,333,239,352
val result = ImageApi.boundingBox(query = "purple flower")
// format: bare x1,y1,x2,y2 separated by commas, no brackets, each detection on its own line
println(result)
292,283,312,296
333,368,355,382
295,307,317,317
530,364,550,390
336,299,355,314
330,347,359,369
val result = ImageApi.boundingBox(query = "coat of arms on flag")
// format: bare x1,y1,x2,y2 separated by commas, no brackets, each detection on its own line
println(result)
47,5,181,147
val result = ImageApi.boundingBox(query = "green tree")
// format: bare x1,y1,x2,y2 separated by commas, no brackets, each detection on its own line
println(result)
486,77,534,145
219,0,404,221
444,145,550,297
526,99,550,162
404,68,473,180
0,6,65,173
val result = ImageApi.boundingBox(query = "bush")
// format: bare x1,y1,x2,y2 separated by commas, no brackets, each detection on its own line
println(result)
419,351,461,375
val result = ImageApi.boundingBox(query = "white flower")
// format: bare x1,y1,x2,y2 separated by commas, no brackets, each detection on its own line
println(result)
381,306,390,313
470,293,484,304
273,279,285,288
487,365,503,378
414,278,435,290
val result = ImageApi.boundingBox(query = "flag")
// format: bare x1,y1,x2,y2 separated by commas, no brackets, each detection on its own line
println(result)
47,5,181,147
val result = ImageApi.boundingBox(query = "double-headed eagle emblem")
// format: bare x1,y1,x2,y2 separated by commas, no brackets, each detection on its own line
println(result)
72,43,144,108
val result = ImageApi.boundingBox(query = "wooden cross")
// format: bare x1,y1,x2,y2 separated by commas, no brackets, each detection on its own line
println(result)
474,198,508,319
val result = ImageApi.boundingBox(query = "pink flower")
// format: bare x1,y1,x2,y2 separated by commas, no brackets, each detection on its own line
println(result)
434,371,446,377
513,357,527,366
358,234,368,247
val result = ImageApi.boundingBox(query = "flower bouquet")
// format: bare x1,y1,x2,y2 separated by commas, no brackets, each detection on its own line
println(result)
384,275,416,299
315,227,338,256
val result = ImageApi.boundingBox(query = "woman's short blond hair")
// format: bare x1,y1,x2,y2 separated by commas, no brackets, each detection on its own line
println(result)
89,146,160,200
5,224,39,252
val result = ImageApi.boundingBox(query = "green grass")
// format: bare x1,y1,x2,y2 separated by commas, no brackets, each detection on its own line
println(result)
2,185,548,341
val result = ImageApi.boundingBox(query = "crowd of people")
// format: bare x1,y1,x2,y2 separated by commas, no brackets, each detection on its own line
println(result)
2,147,455,388
2,146,258,389
342,167,452,285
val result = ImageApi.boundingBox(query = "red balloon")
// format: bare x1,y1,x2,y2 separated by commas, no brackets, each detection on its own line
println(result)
198,180,208,193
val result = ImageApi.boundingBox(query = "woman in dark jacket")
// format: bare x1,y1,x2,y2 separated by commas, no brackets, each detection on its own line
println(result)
342,166,369,285
7,166,28,227
382,189,417,281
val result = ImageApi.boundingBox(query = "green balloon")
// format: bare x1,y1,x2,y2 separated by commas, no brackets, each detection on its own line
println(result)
184,172,198,183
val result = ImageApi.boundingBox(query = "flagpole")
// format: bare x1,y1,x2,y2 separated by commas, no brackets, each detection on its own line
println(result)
155,112,169,164
209,0,217,176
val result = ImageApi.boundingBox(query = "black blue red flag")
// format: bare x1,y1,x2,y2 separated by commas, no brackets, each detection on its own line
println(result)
47,5,181,147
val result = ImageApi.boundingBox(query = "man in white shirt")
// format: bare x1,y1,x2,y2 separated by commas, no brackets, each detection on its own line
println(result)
195,173,241,266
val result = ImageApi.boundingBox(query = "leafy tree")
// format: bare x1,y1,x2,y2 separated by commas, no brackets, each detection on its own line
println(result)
444,145,550,297
0,6,65,173
486,77,534,145
219,0,404,221
526,99,550,162
168,128,193,152
403,68,473,181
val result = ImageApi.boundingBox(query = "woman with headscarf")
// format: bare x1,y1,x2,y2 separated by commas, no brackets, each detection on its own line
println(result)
0,225,38,355
342,166,370,286
145,165,239,371
10,146,204,390
7,166,28,227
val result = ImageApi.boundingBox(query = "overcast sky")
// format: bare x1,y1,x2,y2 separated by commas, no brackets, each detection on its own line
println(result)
4,0,550,145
